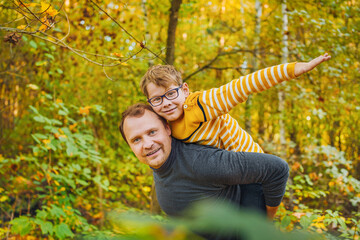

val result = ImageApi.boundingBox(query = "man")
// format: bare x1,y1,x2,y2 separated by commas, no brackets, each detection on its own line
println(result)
119,103,289,223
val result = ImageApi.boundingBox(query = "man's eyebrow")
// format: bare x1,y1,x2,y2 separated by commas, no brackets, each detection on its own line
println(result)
147,128,157,133
129,135,140,142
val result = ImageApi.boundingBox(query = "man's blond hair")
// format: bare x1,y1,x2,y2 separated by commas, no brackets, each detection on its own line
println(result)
140,65,183,97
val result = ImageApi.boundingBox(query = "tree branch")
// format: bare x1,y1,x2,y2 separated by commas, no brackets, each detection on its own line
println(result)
88,0,167,64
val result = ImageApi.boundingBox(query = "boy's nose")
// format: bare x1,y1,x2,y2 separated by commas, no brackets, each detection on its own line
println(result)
162,97,172,106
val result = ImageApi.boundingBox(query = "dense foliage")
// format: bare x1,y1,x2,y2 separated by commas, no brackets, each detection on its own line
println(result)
1,0,359,239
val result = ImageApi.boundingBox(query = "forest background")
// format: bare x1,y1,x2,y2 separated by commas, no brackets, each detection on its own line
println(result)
0,0,359,239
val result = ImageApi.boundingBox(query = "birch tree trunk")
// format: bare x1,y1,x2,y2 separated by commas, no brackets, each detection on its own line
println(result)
279,0,295,208
142,0,154,67
142,0,161,214
278,0,288,152
166,0,182,65
245,0,262,134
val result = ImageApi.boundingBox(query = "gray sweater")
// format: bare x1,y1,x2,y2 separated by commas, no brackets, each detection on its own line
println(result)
153,138,289,217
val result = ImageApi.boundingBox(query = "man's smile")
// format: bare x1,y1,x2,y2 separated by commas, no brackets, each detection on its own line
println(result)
146,147,161,157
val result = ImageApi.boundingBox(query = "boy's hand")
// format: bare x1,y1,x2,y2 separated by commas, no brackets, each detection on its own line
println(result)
294,53,331,77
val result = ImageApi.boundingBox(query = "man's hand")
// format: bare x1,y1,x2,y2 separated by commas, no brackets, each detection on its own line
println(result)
266,205,279,220
294,53,331,77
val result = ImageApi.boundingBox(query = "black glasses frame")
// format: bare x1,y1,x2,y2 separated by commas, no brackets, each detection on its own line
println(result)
147,84,183,107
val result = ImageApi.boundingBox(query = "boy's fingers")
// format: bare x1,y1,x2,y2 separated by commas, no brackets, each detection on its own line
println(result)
310,54,331,69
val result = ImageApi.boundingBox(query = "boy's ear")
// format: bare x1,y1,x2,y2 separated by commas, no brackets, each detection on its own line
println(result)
182,83,190,97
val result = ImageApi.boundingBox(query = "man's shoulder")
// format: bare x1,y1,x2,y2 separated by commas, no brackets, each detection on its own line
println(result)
172,138,223,153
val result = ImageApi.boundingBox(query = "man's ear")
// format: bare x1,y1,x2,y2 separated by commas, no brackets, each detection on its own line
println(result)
165,124,171,136
182,82,190,97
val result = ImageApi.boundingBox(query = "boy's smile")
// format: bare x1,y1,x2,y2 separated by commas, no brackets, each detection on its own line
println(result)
146,82,189,122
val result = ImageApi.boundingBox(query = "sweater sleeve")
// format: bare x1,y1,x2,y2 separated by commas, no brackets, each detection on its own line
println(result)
193,150,289,207
193,62,296,121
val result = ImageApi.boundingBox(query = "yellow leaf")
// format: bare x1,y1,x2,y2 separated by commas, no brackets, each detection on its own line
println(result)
69,124,77,133
79,106,91,115
18,2,37,7
108,186,118,192
41,2,50,12
311,222,327,230
54,180,60,186
39,24,48,32
111,52,124,57
143,186,151,193
0,196,8,202
85,203,92,211
93,211,104,219
47,7,59,17
17,25,26,30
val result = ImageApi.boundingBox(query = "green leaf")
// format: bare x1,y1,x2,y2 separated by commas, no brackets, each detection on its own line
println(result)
50,205,66,218
29,105,39,114
31,134,41,144
45,53,55,60
66,142,78,157
33,133,48,139
337,218,347,230
57,68,64,74
51,119,63,125
10,217,32,236
33,115,45,123
35,60,47,66
35,219,53,235
281,215,291,228
29,40,37,49
36,210,48,219
299,215,312,229
58,110,68,116
77,179,90,186
54,223,74,239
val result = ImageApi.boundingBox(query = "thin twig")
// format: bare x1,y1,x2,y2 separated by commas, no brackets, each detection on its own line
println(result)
183,47,269,81
102,66,114,81
1,16,25,26
208,66,252,71
17,0,51,27
88,0,167,64
59,9,70,41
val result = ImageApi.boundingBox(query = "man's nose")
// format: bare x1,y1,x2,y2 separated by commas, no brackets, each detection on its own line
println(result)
143,136,154,149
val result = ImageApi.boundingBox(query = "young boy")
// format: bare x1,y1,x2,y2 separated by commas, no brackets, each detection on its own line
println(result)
140,53,331,154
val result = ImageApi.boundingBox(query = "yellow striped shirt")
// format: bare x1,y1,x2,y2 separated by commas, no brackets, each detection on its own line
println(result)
169,62,297,153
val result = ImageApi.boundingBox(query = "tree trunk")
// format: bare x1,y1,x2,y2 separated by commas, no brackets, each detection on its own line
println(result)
245,0,262,134
166,0,182,65
278,0,288,155
142,0,161,214
142,0,154,68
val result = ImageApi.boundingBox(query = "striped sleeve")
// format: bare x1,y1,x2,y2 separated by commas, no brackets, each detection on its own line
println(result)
198,62,296,120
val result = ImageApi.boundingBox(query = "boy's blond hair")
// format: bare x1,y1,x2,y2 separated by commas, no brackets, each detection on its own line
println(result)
140,65,183,97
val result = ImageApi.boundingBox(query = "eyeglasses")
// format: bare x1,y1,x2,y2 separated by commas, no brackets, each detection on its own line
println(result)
148,85,183,107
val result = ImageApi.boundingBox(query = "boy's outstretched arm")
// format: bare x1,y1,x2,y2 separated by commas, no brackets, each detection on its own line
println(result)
294,53,331,77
